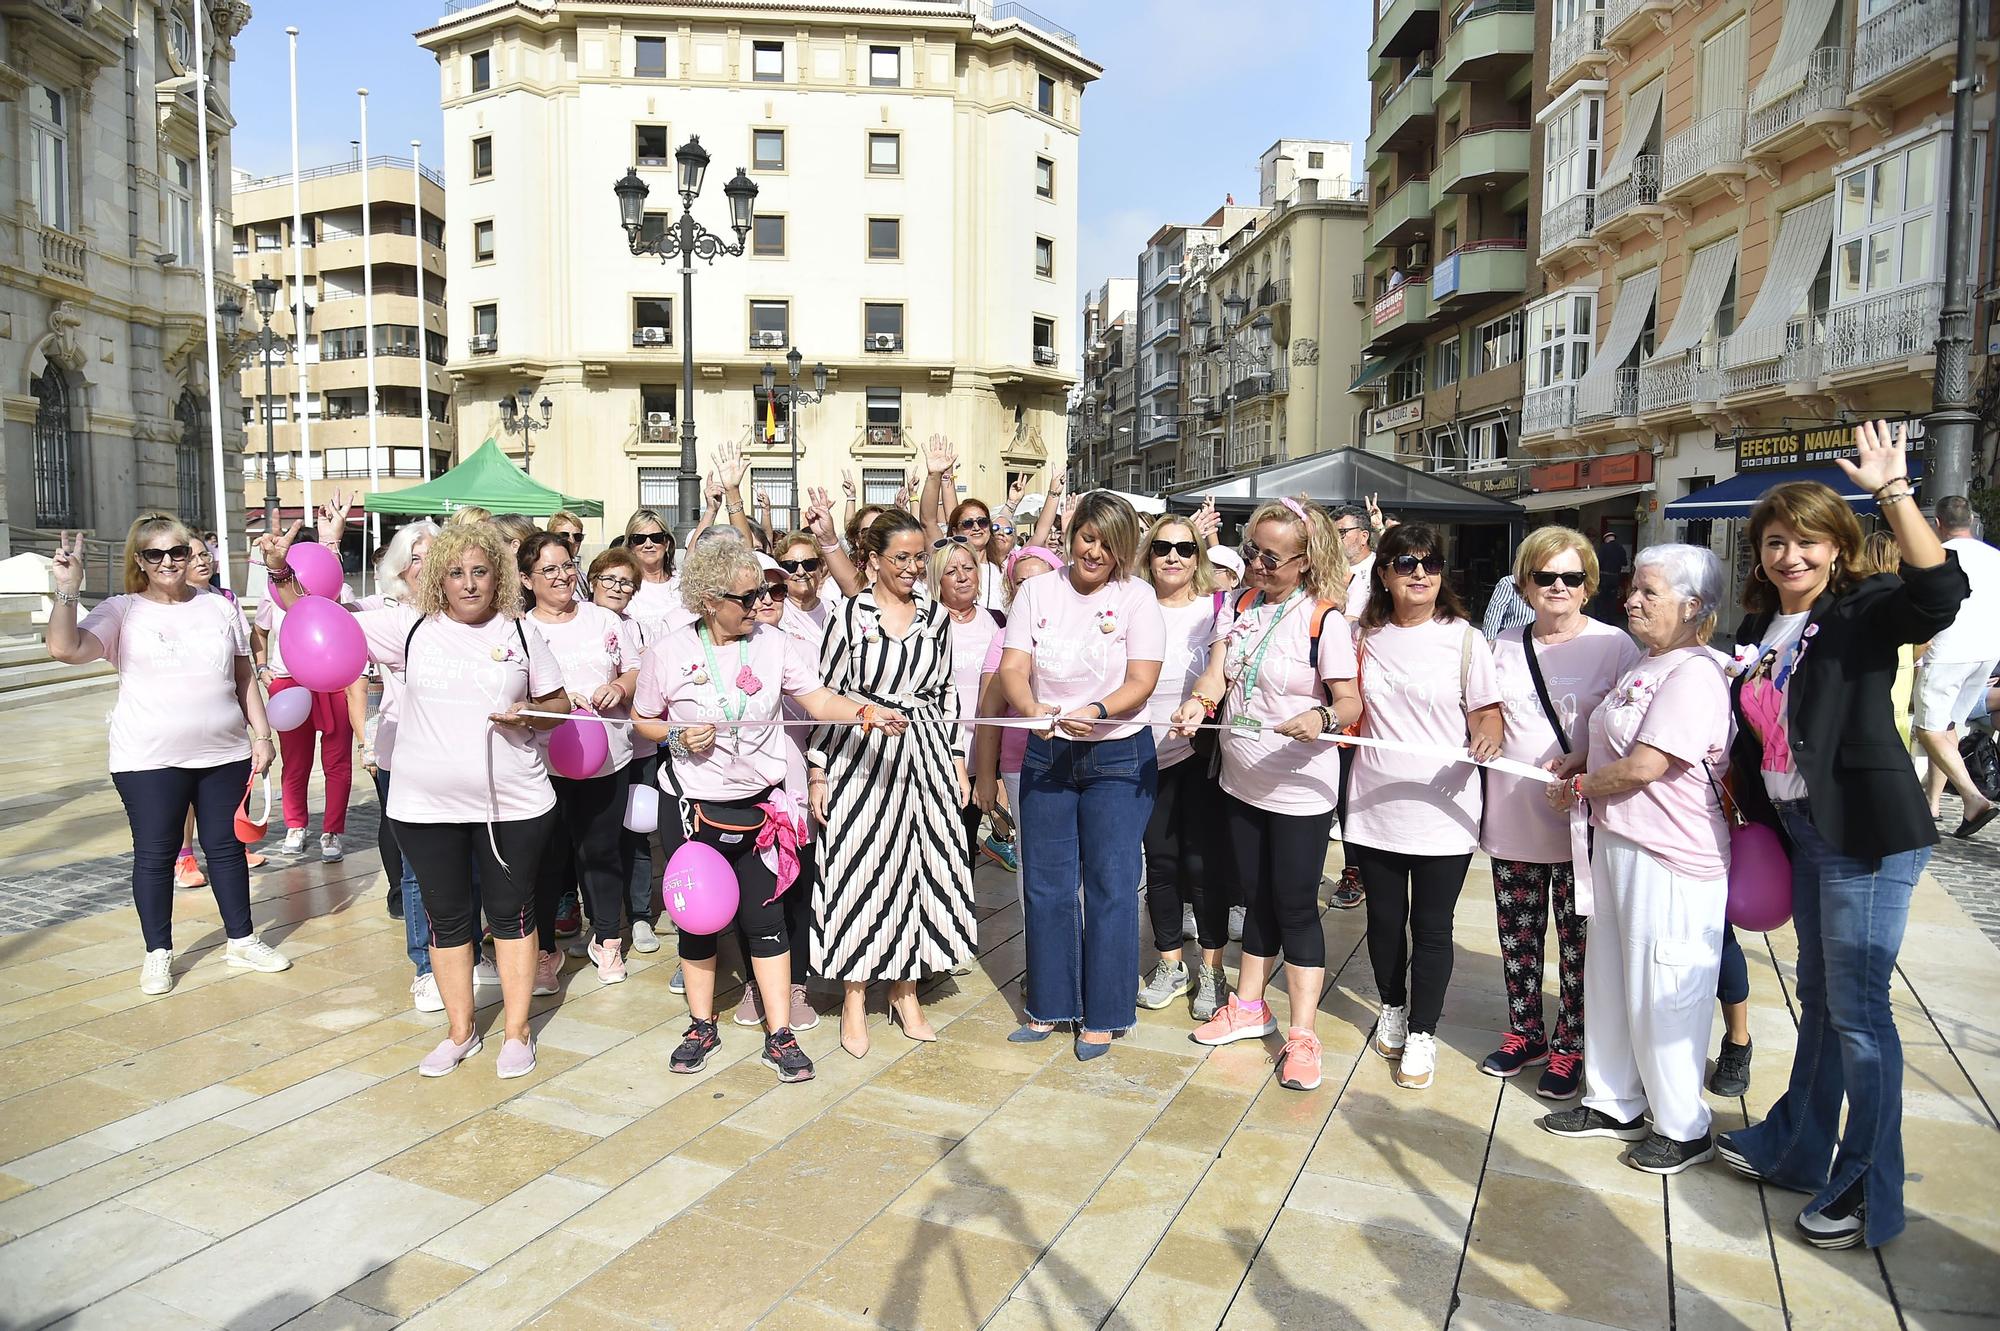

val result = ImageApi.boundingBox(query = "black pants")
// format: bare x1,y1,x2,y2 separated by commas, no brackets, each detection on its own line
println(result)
1351,842,1474,1035
371,767,404,899
536,767,632,947
1146,759,1228,952
786,838,817,985
1718,924,1749,1005
394,810,557,948
673,796,787,963
623,749,674,924
112,759,255,952
1222,791,1334,967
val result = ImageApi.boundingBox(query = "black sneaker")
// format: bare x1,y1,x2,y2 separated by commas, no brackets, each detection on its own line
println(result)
669,1017,721,1074
1715,1132,1766,1182
1625,1131,1716,1175
1707,1038,1753,1096
1326,865,1364,910
1797,1182,1865,1249
1538,1105,1649,1141
762,1027,816,1083
1536,1052,1584,1100
1479,1033,1550,1079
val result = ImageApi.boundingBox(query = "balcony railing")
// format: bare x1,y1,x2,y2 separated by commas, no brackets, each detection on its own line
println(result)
1541,193,1595,257
1854,0,1956,92
1637,347,1719,415
1719,318,1825,395
1144,317,1182,345
1578,365,1641,421
1147,263,1184,293
1825,283,1942,374
1661,108,1746,196
1256,279,1291,309
1236,366,1289,398
1151,369,1183,392
238,154,445,192
1595,155,1661,229
38,226,86,283
1749,48,1848,151
1523,384,1577,436
1549,11,1606,87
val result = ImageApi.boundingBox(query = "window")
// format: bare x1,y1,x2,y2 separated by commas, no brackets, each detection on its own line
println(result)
472,135,493,179
635,125,668,166
1036,73,1055,116
1543,94,1602,213
1526,290,1595,390
869,46,900,86
168,8,195,69
863,468,903,503
640,211,669,246
634,37,667,78
470,50,491,92
175,392,206,529
635,470,682,525
1032,316,1057,364
868,132,901,175
752,41,784,82
28,87,69,232
1307,151,1325,169
473,303,498,337
752,214,785,257
750,299,790,346
1034,236,1054,279
752,129,786,172
1035,156,1055,199
1474,311,1523,374
1833,135,1945,304
1466,418,1511,469
166,155,195,263
260,399,290,423
865,303,905,350
868,217,901,259
472,218,495,262
233,226,249,255
866,387,903,428
632,298,672,346
1434,335,1461,388
641,385,678,433
752,468,795,529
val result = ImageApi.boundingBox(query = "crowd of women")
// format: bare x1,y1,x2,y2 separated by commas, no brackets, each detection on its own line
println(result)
46,419,1967,1252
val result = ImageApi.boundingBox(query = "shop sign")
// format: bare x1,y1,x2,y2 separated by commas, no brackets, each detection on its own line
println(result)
1371,397,1424,432
1462,467,1524,496
1527,451,1655,492
1373,287,1405,326
1530,461,1581,491
1734,419,1927,472
1432,253,1460,300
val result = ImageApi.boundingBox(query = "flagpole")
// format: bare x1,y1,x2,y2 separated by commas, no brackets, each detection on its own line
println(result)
359,88,379,598
288,27,313,521
411,141,432,481
192,0,232,588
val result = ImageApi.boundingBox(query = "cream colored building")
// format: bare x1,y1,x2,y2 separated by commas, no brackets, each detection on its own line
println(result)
1,0,250,561
415,0,1098,535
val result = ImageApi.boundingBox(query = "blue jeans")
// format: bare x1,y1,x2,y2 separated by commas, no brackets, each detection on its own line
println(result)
1019,730,1157,1035
1729,809,1927,1246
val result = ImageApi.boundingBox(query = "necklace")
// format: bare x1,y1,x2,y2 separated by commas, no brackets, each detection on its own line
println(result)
697,623,752,722
947,602,980,624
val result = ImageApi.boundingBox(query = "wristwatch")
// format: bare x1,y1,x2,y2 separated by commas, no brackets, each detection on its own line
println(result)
666,728,692,760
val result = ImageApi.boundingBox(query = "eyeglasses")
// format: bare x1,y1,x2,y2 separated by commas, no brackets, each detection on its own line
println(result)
957,515,992,533
533,561,578,580
188,548,214,563
883,552,926,570
777,557,822,575
1150,539,1199,559
1530,570,1588,589
593,575,636,592
138,545,192,566
932,534,968,550
714,586,782,610
629,531,671,547
1335,524,1368,538
1239,542,1302,571
1389,553,1446,576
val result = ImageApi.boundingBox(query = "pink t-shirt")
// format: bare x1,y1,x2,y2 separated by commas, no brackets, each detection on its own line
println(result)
626,576,692,643
1001,571,1166,742
775,598,833,800
354,606,564,824
946,607,1003,758
632,623,820,802
1150,594,1232,770
80,593,252,773
1482,621,1644,864
981,633,1028,775
1343,617,1502,855
532,603,644,779
354,593,406,769
1217,593,1358,815
1588,648,1733,880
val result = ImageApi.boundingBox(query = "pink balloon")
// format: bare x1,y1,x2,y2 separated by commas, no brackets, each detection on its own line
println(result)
285,541,344,600
265,686,314,733
277,595,366,692
1726,821,1794,932
663,841,739,935
548,709,610,780
623,783,659,834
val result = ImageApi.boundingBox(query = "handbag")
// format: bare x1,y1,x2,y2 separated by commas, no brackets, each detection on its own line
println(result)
1703,759,1794,931
234,772,272,844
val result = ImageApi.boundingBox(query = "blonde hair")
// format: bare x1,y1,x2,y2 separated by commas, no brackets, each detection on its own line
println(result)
490,513,540,546
678,536,761,612
928,540,981,600
1245,495,1348,602
1512,525,1601,600
549,509,586,536
123,513,191,593
410,522,523,620
446,505,492,527
1139,515,1216,596
1067,491,1145,581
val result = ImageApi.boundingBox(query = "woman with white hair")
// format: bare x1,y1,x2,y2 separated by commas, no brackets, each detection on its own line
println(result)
1541,542,1732,1175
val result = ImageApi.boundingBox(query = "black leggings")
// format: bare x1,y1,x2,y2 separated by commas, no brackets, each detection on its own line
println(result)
371,768,404,895
394,810,557,948
1222,791,1334,967
113,760,255,952
672,796,788,963
1718,924,1749,1005
786,838,817,985
536,767,633,947
1351,842,1474,1035
1147,760,1228,952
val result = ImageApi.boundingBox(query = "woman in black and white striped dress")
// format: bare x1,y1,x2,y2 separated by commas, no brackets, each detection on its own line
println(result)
809,509,976,1058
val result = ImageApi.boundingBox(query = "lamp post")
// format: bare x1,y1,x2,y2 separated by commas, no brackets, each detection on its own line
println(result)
1924,0,1980,503
231,275,301,535
496,384,553,474
615,136,758,537
761,346,827,525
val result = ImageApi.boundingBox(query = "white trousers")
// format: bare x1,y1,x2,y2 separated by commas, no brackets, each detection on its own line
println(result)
1582,828,1728,1143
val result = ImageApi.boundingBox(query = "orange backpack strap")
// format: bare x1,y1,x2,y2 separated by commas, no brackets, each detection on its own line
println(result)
1305,599,1341,672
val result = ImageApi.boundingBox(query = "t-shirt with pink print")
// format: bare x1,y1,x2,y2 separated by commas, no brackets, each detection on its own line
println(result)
632,622,821,802
1735,611,1809,802
1216,592,1357,815
80,592,252,773
1001,571,1166,742
1586,647,1733,880
532,602,644,779
626,576,692,643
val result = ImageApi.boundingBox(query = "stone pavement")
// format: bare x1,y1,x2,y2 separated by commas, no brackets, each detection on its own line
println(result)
0,691,1996,1330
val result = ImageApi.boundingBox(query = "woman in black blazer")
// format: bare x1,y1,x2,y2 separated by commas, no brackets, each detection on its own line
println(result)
1716,422,1969,1251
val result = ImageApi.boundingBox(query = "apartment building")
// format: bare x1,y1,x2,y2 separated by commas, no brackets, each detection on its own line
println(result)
1,0,249,559
416,0,1098,532
231,157,454,532
1522,0,1993,574
1355,0,1536,487
1134,221,1218,488
1072,276,1137,491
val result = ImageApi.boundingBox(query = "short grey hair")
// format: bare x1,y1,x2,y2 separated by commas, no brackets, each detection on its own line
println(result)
1633,542,1724,628
691,525,745,552
678,536,760,611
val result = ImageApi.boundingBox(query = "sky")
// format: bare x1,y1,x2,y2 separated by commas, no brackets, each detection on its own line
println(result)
227,0,1375,305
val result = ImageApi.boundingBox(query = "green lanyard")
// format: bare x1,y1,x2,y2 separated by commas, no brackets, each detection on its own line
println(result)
1239,590,1305,707
697,624,751,722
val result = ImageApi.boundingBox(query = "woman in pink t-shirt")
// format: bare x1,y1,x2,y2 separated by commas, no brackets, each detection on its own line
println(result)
622,508,683,642
1172,498,1360,1091
171,530,257,889
47,517,286,998
997,493,1166,1059
932,540,1004,867
1542,543,1732,1177
1345,522,1503,1093
1478,527,1641,1100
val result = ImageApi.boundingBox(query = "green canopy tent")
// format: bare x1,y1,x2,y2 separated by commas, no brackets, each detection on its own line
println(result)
360,438,603,518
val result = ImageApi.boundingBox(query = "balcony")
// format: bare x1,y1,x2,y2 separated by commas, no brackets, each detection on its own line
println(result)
1367,279,1434,348
1853,0,1959,104
1431,240,1528,308
1254,279,1291,310
1577,366,1640,423
1150,369,1183,394
1594,155,1665,240
1143,317,1182,347
1747,48,1851,160
1437,124,1531,195
36,226,86,287
1548,11,1607,95
1660,108,1748,206
1146,262,1185,295
1637,347,1720,417
1368,176,1433,253
1604,0,1671,54
1719,319,1825,399
1373,0,1441,70
1825,283,1942,376
1436,0,1534,85
1522,384,1578,438
1367,71,1436,159
1235,366,1289,400
1540,193,1596,262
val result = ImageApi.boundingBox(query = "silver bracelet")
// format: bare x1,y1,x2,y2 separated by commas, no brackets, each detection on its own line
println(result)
52,590,82,606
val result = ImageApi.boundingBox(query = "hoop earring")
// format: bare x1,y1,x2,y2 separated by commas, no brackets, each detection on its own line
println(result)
1751,564,1771,584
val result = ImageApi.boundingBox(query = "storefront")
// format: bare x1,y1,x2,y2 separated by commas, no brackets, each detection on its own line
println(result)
1518,450,1657,546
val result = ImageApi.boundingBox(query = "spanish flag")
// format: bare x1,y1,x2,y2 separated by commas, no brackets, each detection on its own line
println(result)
764,391,777,443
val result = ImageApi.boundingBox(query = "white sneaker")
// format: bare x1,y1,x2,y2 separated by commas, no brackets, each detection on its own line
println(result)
631,919,660,953
319,832,344,862
472,959,500,987
411,972,444,1012
140,948,174,995
225,934,292,973
1374,1003,1408,1059
280,827,309,854
1394,1031,1437,1090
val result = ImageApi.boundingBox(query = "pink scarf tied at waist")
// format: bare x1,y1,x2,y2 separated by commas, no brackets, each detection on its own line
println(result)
755,791,810,903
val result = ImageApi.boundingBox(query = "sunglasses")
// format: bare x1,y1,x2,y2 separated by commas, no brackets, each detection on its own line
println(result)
1240,542,1302,571
1530,570,1588,589
957,515,992,532
139,545,193,566
1389,554,1446,576
714,586,782,610
593,575,636,592
1336,524,1368,537
1150,540,1199,559
933,534,969,550
629,531,672,547
777,557,822,575
992,524,1016,537
553,531,581,547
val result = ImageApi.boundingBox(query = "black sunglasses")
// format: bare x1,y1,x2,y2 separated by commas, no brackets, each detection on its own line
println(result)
629,531,672,547
1150,539,1199,559
1240,542,1302,571
1389,553,1446,576
1530,570,1588,588
777,557,822,575
956,515,992,532
139,545,193,566
714,586,782,610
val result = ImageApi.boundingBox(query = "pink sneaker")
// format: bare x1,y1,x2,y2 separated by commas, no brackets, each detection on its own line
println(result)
1277,1027,1324,1091
587,938,626,985
419,1032,482,1077
496,1036,536,1079
1191,996,1279,1047
533,950,563,996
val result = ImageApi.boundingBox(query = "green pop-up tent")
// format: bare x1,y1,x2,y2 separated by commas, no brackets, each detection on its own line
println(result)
361,438,603,517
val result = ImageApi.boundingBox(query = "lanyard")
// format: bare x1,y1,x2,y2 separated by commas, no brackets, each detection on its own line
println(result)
1238,590,1305,706
697,624,751,722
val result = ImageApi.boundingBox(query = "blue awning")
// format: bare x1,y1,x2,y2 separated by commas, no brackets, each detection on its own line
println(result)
1663,460,1926,520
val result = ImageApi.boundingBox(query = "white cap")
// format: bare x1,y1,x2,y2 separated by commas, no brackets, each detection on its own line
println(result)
755,553,785,577
1208,546,1245,576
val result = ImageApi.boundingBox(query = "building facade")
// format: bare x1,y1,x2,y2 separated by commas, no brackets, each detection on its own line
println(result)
1071,275,1135,491
1134,220,1217,487
416,0,1097,535
230,156,453,533
1,0,250,562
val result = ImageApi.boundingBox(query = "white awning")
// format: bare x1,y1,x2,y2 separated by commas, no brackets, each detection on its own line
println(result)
1575,268,1660,418
1653,236,1741,360
1518,482,1655,513
1727,195,1834,363
1599,79,1663,190
1750,0,1840,107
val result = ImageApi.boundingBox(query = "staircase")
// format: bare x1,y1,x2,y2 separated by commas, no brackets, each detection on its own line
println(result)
0,589,117,714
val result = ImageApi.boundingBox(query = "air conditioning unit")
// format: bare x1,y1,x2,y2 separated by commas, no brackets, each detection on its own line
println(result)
645,411,673,427
1034,346,1058,366
750,330,786,348
468,333,497,353
642,422,674,442
635,326,668,345
866,425,900,446
1405,242,1429,269
867,332,900,352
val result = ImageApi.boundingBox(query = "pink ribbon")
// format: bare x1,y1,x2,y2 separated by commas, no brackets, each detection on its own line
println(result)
1569,802,1596,916
1279,496,1309,521
756,793,808,903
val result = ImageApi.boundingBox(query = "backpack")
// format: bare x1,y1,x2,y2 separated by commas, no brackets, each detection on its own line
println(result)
1232,589,1343,672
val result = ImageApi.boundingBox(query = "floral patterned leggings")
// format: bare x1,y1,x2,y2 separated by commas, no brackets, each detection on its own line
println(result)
1493,857,1586,1056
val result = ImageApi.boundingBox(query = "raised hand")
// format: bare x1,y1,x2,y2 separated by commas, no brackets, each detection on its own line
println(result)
705,475,725,508
256,520,303,571
50,530,86,596
1008,473,1030,506
716,442,747,490
840,470,857,502
1191,497,1221,542
1835,419,1909,495
754,487,771,510
316,489,352,535
925,434,958,477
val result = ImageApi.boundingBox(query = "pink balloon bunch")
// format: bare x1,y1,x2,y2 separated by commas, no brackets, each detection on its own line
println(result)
285,542,345,600
277,595,367,692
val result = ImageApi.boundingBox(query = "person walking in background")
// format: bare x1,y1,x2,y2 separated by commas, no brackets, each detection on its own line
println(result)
1588,529,1632,624
1325,503,1379,904
1911,494,2000,836
174,531,260,887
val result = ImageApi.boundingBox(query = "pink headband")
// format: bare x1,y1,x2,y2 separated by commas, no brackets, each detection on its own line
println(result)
1279,497,1309,521
1006,545,1064,578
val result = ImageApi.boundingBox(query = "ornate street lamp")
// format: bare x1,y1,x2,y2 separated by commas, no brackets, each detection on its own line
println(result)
761,347,828,522
497,384,553,474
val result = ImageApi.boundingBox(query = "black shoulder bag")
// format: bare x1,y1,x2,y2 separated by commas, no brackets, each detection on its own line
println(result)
1520,628,1571,754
